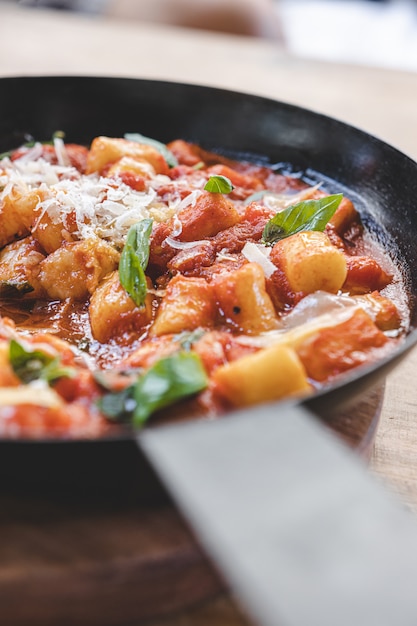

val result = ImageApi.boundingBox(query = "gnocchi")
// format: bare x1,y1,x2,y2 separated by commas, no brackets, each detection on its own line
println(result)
0,135,408,438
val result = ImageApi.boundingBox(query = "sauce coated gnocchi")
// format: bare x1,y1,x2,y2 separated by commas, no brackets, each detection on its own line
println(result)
0,135,408,438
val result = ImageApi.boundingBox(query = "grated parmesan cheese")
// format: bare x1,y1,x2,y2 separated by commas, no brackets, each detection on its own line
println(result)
235,307,359,349
0,384,63,408
0,145,207,249
44,175,171,246
263,182,323,212
34,174,206,248
241,242,276,278
164,236,211,250
53,137,71,167
0,152,79,203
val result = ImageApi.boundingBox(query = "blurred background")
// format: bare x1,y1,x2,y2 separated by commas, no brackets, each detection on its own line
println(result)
280,0,417,72
13,0,417,72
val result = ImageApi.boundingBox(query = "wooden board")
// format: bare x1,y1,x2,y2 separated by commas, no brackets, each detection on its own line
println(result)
0,385,383,625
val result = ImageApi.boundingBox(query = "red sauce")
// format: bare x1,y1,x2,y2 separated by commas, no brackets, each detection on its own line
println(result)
0,138,409,438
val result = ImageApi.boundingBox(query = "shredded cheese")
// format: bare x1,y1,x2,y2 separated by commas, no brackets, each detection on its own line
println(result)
0,153,79,203
0,147,209,249
0,384,63,408
235,307,359,349
37,175,204,247
263,182,323,212
53,137,71,167
241,242,276,278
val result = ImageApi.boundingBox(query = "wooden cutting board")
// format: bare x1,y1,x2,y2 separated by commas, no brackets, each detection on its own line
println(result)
0,385,383,626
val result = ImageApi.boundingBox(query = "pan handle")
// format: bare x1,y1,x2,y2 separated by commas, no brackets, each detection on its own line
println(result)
138,402,417,626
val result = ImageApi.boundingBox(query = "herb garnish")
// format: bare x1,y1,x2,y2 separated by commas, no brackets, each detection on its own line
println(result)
174,328,205,351
204,175,234,194
0,280,35,296
9,339,75,385
98,351,208,427
261,194,343,246
0,131,66,160
119,219,153,307
124,132,178,168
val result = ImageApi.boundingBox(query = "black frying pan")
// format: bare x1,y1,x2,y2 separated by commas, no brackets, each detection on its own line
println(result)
1,77,417,625
0,76,416,416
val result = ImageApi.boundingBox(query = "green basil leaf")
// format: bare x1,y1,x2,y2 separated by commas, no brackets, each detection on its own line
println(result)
204,175,234,194
93,368,143,392
97,386,134,420
124,132,178,168
261,193,343,245
9,339,74,384
0,150,12,160
38,359,76,384
119,219,153,307
174,328,205,351
132,351,208,426
98,351,208,426
0,280,35,296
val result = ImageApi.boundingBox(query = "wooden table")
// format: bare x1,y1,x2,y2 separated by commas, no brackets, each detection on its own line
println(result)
0,4,417,625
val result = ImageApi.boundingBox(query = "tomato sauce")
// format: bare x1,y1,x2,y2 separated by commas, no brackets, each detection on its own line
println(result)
0,136,410,438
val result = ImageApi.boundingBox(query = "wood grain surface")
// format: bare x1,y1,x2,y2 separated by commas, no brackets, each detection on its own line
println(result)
0,494,220,625
0,388,383,626
372,347,417,512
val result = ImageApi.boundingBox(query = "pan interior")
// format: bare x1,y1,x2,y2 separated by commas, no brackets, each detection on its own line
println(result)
0,76,416,451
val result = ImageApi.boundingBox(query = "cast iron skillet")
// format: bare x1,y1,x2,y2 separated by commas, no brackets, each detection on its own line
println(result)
0,76,417,497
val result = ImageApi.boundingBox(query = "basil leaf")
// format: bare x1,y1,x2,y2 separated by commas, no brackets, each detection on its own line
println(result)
261,193,343,245
38,359,76,384
93,368,143,392
119,219,153,307
98,351,208,426
0,150,13,160
97,386,134,420
132,351,208,426
124,132,178,168
204,175,234,194
9,339,74,384
0,280,35,296
174,328,205,351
